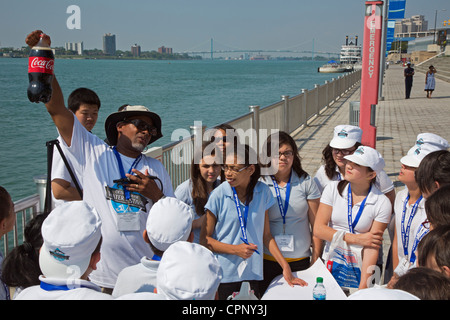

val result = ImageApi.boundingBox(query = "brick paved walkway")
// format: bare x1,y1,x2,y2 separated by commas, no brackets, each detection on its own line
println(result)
292,64,450,284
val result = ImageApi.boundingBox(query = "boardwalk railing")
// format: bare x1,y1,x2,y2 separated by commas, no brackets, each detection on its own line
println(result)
2,69,361,256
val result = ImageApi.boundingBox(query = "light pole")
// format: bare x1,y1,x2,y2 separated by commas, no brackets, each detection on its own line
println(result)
434,9,447,44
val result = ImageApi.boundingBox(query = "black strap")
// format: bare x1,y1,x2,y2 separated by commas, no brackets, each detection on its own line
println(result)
43,140,83,214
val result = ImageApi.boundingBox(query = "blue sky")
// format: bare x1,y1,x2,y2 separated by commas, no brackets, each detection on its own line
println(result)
1,0,449,54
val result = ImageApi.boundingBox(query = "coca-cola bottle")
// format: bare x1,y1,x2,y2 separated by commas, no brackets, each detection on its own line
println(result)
27,34,54,103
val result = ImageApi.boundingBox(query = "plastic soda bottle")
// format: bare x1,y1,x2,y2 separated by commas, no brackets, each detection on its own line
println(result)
312,277,326,300
27,33,54,103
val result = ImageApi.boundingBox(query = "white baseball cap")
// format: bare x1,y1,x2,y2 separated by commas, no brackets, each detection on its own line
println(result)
329,125,363,149
39,201,102,280
347,287,419,300
400,133,449,167
146,197,193,251
344,145,385,173
157,241,223,300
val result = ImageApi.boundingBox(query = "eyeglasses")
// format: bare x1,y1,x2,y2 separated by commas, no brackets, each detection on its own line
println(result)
124,119,158,136
421,219,430,230
221,165,248,173
332,148,354,156
275,150,294,158
211,136,228,143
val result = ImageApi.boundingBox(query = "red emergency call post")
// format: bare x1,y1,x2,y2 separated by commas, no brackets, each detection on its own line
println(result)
360,1,383,148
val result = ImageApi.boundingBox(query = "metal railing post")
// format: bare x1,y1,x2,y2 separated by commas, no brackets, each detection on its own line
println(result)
249,105,260,152
314,84,320,115
281,95,289,133
301,89,308,126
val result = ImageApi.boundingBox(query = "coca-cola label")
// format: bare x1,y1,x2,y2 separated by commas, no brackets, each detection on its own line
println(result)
28,57,54,74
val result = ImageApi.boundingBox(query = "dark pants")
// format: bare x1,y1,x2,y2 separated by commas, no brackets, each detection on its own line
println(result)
258,257,311,296
405,78,413,98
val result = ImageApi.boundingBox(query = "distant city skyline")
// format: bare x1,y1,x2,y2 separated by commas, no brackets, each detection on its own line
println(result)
1,0,449,57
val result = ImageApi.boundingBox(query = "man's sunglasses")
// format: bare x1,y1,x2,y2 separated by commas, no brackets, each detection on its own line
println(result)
123,119,158,136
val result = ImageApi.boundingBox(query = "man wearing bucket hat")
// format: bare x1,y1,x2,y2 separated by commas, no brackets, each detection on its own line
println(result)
15,201,112,300
389,133,449,287
112,197,194,298
25,30,175,292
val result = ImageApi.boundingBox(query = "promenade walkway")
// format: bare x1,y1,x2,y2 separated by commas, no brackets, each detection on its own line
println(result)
292,63,450,283
295,63,450,194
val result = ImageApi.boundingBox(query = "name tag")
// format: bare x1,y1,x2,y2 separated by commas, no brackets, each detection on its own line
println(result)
275,234,294,252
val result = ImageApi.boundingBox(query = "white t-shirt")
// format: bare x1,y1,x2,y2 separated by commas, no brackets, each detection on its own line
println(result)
112,257,159,298
15,276,113,300
51,136,83,208
320,181,392,257
59,115,174,288
393,188,426,275
314,164,394,194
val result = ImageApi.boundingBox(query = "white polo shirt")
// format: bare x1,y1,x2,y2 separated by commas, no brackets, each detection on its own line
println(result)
112,257,159,298
320,181,392,257
14,276,113,300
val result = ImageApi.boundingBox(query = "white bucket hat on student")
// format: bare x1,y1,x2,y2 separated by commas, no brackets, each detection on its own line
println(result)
39,201,102,280
344,145,385,174
329,125,363,149
347,287,419,300
157,241,223,300
400,133,449,168
146,197,193,251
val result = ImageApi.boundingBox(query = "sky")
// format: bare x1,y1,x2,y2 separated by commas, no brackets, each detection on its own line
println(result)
1,0,449,55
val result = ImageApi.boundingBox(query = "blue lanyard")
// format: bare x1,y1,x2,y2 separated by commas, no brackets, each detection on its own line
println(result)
113,146,142,200
401,194,423,258
152,254,162,261
270,173,291,233
347,184,372,234
410,223,429,264
40,281,91,291
231,187,260,255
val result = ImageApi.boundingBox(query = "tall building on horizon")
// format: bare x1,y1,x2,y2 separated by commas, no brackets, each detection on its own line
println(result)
158,46,173,54
103,33,116,55
65,41,84,55
131,44,141,57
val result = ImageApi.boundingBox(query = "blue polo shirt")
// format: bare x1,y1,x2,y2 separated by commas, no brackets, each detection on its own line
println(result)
175,178,221,244
205,181,275,283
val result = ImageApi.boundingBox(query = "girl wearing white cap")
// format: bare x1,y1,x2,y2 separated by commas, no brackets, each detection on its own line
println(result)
259,132,321,294
389,133,449,287
314,146,392,290
314,125,395,204
202,144,307,299
175,142,222,244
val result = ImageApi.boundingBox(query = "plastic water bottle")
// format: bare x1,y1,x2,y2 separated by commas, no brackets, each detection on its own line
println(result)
312,277,326,300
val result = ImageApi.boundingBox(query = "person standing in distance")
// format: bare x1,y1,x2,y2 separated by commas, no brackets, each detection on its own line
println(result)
404,62,415,99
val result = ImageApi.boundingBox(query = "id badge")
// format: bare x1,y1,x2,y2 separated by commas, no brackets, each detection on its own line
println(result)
395,257,412,277
275,234,294,252
117,210,140,232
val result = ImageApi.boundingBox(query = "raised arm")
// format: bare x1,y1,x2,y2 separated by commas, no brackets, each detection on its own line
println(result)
26,30,74,146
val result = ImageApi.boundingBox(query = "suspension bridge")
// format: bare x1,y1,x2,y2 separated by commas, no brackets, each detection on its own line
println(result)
181,38,340,59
